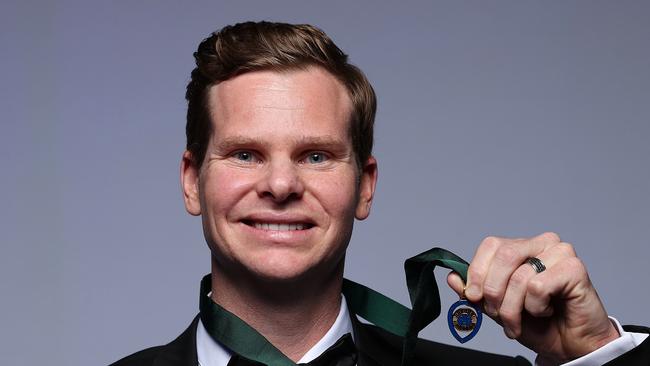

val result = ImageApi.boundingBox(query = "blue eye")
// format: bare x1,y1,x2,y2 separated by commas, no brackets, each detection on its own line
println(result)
306,152,328,164
233,151,256,162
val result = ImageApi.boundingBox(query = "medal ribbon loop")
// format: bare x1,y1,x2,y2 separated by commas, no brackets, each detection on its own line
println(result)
200,247,471,366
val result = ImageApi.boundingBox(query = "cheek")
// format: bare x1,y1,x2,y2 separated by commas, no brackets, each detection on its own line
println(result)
200,168,256,218
309,171,359,216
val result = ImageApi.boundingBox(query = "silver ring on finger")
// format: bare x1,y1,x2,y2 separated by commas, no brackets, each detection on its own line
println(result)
526,257,546,274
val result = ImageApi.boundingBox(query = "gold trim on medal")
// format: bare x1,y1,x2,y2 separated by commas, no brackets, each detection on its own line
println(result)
452,307,478,332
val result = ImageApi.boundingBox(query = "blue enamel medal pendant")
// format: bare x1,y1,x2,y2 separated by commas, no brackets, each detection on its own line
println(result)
447,298,482,343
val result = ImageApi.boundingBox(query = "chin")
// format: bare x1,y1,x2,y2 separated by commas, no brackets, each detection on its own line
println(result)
245,248,344,285
247,252,315,282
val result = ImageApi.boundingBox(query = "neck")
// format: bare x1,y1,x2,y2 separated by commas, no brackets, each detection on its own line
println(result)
210,260,344,362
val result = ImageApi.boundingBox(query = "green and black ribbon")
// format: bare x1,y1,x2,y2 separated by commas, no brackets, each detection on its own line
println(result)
200,247,470,366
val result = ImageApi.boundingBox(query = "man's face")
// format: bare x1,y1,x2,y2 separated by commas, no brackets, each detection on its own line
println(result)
181,66,377,282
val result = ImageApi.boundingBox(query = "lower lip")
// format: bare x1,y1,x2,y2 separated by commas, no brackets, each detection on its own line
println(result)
239,222,315,244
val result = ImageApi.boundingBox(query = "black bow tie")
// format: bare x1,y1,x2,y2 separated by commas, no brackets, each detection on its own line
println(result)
227,333,357,366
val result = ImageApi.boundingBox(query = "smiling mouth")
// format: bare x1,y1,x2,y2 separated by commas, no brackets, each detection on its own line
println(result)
242,220,315,231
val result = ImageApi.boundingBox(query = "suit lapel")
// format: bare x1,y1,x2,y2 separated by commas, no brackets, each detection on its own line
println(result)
153,316,200,366
156,313,391,366
350,311,403,366
148,312,394,366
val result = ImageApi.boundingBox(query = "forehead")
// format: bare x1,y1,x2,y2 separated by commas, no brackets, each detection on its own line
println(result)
206,67,353,139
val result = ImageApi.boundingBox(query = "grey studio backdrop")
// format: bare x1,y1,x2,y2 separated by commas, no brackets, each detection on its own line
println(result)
1,1,649,365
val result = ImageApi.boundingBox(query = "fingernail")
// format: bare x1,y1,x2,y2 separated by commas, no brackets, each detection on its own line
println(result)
484,303,496,317
465,285,479,299
504,327,515,339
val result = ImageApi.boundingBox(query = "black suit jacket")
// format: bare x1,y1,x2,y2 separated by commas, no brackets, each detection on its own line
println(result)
110,315,650,366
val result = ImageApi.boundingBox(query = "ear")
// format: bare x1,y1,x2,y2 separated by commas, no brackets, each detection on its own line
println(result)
355,156,378,220
181,150,201,216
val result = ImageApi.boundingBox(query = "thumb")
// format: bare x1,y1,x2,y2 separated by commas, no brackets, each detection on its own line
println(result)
446,271,465,298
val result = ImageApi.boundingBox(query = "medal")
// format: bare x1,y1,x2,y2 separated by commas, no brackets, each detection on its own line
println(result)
447,290,482,343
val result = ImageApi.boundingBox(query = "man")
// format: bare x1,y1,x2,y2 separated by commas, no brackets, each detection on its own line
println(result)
112,21,649,366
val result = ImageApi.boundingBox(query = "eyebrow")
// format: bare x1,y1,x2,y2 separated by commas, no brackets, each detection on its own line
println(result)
213,136,264,152
213,135,351,153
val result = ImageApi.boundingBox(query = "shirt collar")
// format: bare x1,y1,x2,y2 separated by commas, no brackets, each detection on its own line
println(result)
196,296,354,366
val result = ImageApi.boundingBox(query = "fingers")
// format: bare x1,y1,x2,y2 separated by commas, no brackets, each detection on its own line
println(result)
447,271,465,297
447,233,614,357
464,236,500,301
482,234,561,316
461,232,578,340
498,243,574,338
524,254,584,317
466,232,560,305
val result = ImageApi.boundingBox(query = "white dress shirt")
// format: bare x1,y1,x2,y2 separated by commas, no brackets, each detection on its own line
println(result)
537,317,647,366
197,296,353,366
196,295,646,366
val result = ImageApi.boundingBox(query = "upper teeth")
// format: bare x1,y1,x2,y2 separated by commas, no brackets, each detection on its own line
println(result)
254,223,306,231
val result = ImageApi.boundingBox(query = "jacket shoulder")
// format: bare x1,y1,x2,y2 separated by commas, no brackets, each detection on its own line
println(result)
110,346,165,366
108,316,200,366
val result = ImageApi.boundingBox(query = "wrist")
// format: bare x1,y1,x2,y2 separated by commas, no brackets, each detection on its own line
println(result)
566,320,621,365
583,320,621,354
537,320,621,365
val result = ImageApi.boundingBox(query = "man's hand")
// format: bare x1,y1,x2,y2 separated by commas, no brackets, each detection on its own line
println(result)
447,232,620,364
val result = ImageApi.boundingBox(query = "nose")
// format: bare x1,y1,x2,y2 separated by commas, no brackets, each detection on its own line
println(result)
256,158,304,203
